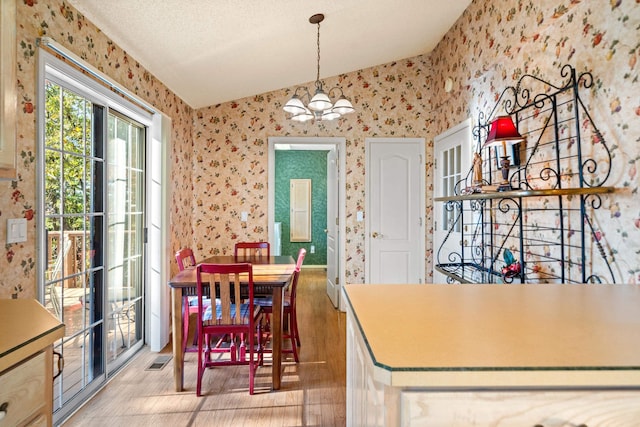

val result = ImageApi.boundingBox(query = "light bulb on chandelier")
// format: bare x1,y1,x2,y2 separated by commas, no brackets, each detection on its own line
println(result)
283,14,355,122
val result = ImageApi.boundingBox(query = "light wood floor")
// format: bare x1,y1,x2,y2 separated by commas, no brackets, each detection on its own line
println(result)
63,268,346,426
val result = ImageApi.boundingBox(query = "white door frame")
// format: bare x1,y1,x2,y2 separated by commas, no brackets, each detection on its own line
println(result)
326,148,339,307
268,137,347,310
365,137,425,284
147,113,171,351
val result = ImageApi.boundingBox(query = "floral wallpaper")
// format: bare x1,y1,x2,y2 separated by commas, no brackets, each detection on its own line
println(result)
0,0,193,298
1,0,638,300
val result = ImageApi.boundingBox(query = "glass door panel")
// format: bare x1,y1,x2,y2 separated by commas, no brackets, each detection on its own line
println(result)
43,79,145,419
44,81,106,409
106,112,145,368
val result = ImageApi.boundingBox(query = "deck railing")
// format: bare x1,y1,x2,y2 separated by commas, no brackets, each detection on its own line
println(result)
47,231,86,288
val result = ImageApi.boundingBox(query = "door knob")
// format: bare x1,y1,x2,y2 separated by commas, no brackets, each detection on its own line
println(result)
372,232,383,238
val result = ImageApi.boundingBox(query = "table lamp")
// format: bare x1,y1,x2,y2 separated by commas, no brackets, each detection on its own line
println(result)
483,115,525,191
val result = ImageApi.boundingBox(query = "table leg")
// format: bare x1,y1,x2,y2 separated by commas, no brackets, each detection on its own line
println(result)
271,286,284,390
171,288,184,392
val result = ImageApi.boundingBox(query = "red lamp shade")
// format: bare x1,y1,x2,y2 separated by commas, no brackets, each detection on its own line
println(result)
483,115,524,148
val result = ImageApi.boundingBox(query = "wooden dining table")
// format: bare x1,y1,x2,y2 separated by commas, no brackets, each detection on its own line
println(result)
167,255,296,392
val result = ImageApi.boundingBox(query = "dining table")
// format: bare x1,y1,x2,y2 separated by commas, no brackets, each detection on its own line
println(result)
167,254,296,392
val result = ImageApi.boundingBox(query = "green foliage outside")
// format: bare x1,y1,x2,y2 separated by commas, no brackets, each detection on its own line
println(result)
44,80,94,232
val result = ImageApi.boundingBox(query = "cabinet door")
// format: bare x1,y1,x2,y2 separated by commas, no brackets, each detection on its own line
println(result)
402,390,640,426
0,352,47,426
346,307,387,426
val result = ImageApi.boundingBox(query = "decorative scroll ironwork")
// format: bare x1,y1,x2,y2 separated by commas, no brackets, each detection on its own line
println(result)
434,64,617,284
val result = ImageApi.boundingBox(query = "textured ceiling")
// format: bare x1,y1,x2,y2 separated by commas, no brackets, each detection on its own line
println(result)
68,0,471,109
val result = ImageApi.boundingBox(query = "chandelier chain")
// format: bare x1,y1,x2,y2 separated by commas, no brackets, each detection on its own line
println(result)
316,21,321,85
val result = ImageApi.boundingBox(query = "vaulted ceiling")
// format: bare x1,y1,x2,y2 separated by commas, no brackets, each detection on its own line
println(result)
68,1,471,109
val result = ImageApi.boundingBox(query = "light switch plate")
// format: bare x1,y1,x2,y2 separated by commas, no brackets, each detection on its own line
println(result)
356,211,364,222
7,218,27,244
241,211,248,222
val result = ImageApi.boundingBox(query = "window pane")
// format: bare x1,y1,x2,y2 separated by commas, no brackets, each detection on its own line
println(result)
45,150,61,215
44,80,62,150
62,152,86,216
62,89,90,155
90,159,104,212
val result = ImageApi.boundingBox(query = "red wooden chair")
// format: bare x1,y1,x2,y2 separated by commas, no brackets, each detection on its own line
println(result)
234,241,270,258
256,248,305,362
175,248,235,361
175,247,196,271
175,248,197,353
195,263,265,395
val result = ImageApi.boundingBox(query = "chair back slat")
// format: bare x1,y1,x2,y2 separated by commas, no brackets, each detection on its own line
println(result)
233,272,243,323
234,241,270,258
218,273,232,324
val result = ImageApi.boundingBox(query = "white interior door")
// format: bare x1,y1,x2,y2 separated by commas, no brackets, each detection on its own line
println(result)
366,138,425,284
433,119,472,283
326,148,339,307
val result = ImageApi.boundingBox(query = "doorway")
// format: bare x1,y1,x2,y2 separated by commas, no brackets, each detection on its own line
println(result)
433,119,472,283
268,137,346,309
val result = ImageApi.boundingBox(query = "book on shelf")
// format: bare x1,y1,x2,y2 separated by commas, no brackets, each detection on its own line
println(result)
481,185,498,193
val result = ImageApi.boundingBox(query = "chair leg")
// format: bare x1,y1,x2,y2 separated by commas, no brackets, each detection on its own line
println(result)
196,331,204,396
182,297,190,354
286,311,299,363
238,334,246,361
250,314,265,394
291,308,300,347
229,335,237,362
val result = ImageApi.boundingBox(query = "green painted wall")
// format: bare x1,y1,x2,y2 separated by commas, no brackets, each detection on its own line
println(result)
275,150,329,265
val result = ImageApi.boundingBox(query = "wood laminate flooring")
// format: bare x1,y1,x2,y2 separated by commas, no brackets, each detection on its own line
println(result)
63,268,346,426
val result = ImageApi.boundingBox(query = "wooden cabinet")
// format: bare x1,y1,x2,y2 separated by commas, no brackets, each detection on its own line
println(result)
344,284,640,427
0,300,64,427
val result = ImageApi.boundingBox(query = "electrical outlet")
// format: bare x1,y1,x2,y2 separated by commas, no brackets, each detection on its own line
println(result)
310,245,315,254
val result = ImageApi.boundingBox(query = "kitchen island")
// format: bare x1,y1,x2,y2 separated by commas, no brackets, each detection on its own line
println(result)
344,284,640,426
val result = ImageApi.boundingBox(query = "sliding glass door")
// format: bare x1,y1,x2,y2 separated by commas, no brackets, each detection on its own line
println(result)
41,66,146,422
105,111,145,370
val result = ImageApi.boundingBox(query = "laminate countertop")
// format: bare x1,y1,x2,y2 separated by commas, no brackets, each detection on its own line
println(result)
0,299,65,372
343,284,640,388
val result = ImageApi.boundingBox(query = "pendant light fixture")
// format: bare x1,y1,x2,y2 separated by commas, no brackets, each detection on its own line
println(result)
283,13,355,122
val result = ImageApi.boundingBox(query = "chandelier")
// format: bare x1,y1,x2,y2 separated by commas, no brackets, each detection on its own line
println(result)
283,14,355,122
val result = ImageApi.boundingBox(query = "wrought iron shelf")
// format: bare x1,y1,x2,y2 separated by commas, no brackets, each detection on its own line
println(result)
434,186,615,203
435,263,501,284
434,64,618,285
435,261,602,285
